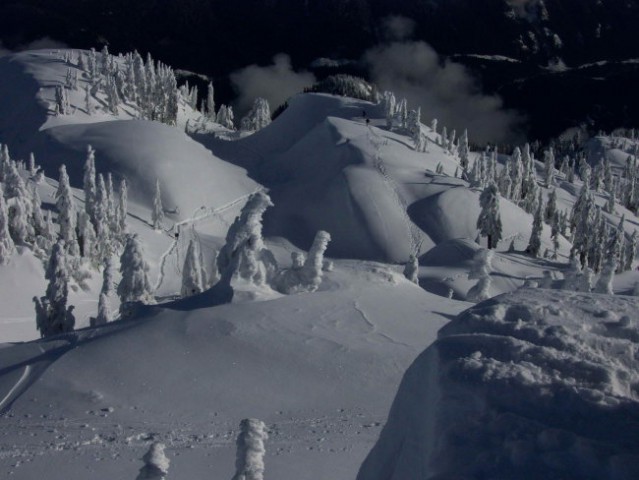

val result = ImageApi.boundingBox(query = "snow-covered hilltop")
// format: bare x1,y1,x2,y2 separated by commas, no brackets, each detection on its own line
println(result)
0,48,638,479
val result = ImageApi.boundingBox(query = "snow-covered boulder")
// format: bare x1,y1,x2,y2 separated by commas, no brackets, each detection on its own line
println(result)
358,288,639,480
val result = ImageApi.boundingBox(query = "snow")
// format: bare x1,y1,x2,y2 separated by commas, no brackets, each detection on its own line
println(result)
358,288,639,480
0,48,638,480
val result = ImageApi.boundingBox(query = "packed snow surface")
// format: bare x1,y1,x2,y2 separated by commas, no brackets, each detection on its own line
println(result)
358,288,639,480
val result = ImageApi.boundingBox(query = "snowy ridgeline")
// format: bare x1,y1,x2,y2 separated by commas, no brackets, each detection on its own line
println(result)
358,288,639,480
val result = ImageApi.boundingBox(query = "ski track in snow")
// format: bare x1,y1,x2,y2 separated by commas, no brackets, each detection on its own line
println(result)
154,188,265,292
0,366,31,413
367,126,423,255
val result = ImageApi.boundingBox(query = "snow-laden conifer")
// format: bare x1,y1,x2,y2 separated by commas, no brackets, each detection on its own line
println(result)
467,249,493,302
595,257,616,295
78,211,96,260
92,293,111,326
477,182,502,249
241,98,272,132
527,195,543,257
562,256,582,291
101,257,115,296
543,148,555,187
458,129,470,172
118,234,153,304
217,191,277,286
578,266,594,292
545,189,557,224
216,105,235,130
34,241,75,338
136,442,170,480
403,254,419,284
56,164,79,255
273,231,331,294
0,185,15,264
181,239,204,297
118,178,128,235
206,82,216,120
83,145,97,219
625,231,637,271
232,419,268,480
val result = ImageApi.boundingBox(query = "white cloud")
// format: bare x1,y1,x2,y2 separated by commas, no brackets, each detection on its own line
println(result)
364,41,524,143
230,54,316,116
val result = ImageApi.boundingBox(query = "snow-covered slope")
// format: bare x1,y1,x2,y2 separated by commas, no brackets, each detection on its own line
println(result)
0,261,466,480
0,50,259,220
1,47,639,480
358,288,639,480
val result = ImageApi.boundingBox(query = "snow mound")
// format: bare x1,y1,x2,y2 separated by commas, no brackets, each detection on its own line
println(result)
420,238,479,266
358,288,639,480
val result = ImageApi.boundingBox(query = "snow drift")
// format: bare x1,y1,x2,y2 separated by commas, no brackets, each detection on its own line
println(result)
358,288,639,480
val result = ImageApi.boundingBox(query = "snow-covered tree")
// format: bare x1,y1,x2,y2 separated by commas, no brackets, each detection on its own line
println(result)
594,257,616,294
458,129,470,172
181,239,204,297
562,256,582,291
84,85,93,115
383,91,396,129
91,293,111,326
117,234,153,305
216,105,235,130
273,231,331,294
543,148,555,187
83,145,97,219
467,249,493,302
509,147,524,201
206,82,216,120
232,419,268,480
217,191,277,286
118,178,128,234
0,185,15,264
136,442,170,480
545,189,557,224
625,231,637,271
477,182,502,249
403,254,419,284
54,85,70,115
55,165,80,256
407,108,422,151
78,211,96,260
241,98,271,132
527,196,543,257
101,257,115,296
152,179,164,230
34,241,76,338
578,266,594,293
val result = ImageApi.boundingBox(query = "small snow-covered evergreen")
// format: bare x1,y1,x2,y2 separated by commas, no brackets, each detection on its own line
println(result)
217,191,277,286
55,165,80,256
34,241,75,338
92,293,111,326
241,98,271,132
403,254,419,284
232,419,268,480
467,249,493,302
477,182,502,249
136,442,170,480
181,239,204,297
526,197,543,257
117,234,153,305
0,185,15,264
594,257,616,295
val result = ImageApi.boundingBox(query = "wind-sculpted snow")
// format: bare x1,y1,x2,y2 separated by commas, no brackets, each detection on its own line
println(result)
358,288,639,480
